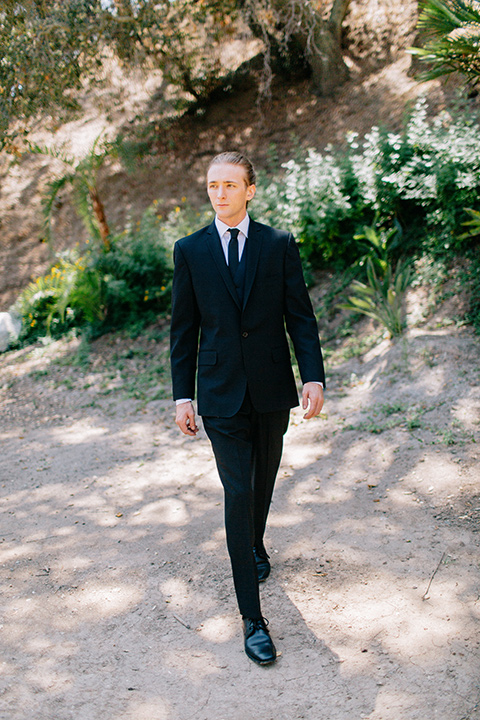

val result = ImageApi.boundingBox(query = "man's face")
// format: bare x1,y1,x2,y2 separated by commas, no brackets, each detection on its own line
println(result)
207,162,256,226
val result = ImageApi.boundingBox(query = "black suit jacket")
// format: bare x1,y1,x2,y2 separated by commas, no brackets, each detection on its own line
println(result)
170,219,325,417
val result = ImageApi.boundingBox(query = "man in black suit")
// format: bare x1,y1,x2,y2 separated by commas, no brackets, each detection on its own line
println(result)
170,152,325,665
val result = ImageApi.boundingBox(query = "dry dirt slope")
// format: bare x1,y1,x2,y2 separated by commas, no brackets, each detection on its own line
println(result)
0,0,443,310
0,304,479,719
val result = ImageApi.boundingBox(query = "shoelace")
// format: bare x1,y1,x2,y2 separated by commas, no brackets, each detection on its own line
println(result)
245,617,269,633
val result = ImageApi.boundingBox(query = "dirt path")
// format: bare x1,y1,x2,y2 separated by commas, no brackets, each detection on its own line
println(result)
1,324,479,720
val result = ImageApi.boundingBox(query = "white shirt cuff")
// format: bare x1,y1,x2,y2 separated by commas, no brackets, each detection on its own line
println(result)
175,398,192,405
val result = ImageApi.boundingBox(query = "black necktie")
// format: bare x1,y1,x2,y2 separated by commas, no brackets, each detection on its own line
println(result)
228,228,240,276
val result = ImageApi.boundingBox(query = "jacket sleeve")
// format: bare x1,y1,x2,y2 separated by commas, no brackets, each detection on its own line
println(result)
283,235,326,387
170,242,201,401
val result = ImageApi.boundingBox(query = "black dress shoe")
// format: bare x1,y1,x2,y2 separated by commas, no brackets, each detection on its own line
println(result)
253,546,271,582
243,617,277,665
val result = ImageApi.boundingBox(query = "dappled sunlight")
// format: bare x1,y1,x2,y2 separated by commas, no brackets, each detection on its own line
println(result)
371,690,426,720
52,554,93,572
197,615,237,643
1,327,479,719
51,420,108,445
394,454,468,493
0,337,79,380
283,569,476,683
0,542,36,564
163,648,223,683
158,529,186,545
268,510,308,527
118,698,172,720
160,578,194,609
129,498,190,527
24,662,73,694
200,527,225,553
62,583,143,620
453,396,480,431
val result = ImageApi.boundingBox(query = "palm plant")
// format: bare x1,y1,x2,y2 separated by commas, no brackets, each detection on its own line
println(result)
410,0,480,83
29,135,113,250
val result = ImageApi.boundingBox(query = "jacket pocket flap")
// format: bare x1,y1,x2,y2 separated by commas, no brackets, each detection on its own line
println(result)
198,350,217,366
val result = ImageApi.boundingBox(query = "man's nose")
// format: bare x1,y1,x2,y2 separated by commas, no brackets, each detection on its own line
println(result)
217,184,226,198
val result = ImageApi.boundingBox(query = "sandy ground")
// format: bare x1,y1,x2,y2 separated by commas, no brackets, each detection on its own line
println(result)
1,318,479,720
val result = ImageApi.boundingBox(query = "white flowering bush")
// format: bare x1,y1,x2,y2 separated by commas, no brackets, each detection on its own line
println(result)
255,98,480,268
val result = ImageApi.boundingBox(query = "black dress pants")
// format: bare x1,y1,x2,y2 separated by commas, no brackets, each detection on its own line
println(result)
202,391,290,619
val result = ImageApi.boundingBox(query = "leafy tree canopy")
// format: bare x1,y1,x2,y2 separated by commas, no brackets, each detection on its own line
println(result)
0,0,351,144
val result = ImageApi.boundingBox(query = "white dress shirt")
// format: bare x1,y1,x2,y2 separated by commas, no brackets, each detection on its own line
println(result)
215,214,250,264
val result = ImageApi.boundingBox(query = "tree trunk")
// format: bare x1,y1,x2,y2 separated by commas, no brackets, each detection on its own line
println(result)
300,0,350,95
271,0,351,96
90,189,111,251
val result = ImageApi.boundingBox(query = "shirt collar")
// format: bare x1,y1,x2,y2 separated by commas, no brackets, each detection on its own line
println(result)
215,213,250,238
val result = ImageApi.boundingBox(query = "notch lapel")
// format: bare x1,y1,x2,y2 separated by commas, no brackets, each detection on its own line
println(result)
243,220,263,308
205,222,241,309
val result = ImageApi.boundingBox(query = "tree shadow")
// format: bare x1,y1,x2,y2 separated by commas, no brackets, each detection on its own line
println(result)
1,328,479,718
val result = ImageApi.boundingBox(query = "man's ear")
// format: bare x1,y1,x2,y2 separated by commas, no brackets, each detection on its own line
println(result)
247,184,256,202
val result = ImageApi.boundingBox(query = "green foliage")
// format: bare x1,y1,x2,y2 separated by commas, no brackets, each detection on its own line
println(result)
96,205,175,332
253,149,364,268
255,99,480,269
0,0,354,144
354,222,404,274
29,135,114,247
14,252,103,341
457,209,480,331
14,203,184,341
410,0,480,83
459,207,480,240
0,1,102,138
339,256,412,337
464,255,480,332
0,0,244,139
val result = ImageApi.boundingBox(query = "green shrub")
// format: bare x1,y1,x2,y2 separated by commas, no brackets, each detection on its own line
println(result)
14,202,204,341
97,205,174,332
15,252,103,341
255,99,480,270
339,256,411,337
253,149,366,269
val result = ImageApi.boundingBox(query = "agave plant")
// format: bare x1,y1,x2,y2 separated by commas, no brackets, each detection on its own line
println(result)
459,207,480,239
339,257,411,337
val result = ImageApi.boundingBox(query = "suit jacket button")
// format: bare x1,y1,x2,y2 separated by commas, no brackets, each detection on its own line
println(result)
242,331,248,338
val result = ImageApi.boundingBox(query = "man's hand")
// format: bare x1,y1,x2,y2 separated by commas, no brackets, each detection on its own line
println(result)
302,382,324,420
175,401,199,436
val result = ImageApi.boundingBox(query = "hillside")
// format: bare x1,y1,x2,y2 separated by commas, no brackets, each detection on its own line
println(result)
0,0,457,310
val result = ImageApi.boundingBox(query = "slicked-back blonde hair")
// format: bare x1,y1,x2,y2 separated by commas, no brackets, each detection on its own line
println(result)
208,152,256,187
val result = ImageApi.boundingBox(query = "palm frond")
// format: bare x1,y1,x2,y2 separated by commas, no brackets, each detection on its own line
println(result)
411,0,480,82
